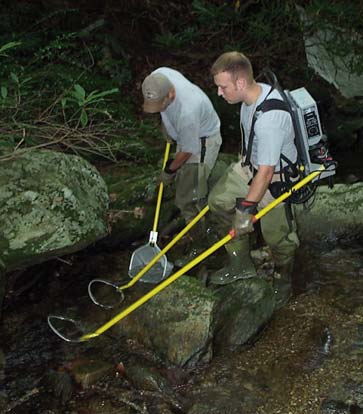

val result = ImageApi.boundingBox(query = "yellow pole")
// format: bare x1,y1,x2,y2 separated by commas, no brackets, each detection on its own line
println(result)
82,231,232,340
121,205,210,289
152,142,170,234
254,166,324,221
80,165,325,341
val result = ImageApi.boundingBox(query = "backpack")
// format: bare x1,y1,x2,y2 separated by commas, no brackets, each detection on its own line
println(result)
244,69,337,204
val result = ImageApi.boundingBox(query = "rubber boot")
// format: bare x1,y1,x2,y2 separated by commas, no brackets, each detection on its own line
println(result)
273,261,293,310
208,236,257,285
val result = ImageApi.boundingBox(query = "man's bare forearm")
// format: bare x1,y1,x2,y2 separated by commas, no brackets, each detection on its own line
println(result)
245,165,275,202
169,151,192,171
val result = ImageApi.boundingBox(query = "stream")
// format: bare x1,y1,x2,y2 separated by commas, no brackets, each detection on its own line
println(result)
1,228,363,414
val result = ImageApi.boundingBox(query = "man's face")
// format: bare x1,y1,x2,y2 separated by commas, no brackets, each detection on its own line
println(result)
214,71,243,104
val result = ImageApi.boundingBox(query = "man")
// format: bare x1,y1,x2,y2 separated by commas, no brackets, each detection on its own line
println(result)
142,67,222,263
208,52,299,308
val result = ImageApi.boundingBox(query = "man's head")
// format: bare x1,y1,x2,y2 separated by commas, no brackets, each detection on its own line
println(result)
142,73,175,113
211,52,254,104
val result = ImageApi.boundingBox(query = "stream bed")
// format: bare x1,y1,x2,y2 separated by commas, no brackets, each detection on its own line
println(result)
1,233,363,414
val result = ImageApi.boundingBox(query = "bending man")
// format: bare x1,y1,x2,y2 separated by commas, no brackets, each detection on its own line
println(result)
142,67,222,263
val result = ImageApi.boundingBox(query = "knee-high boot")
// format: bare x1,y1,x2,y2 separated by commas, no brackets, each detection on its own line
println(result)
209,235,257,285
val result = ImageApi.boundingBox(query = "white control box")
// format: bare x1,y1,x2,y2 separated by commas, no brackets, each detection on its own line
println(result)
285,87,335,180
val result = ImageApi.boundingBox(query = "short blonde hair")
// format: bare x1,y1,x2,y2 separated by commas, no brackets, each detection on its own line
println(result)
211,51,254,84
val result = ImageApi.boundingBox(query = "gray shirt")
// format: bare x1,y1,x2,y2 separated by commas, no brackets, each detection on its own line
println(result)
154,67,221,154
241,83,297,172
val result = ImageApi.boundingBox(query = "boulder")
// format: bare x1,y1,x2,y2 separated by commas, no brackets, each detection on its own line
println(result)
117,276,217,367
114,273,274,367
294,182,363,242
212,278,275,350
297,5,363,99
101,162,178,247
0,150,109,271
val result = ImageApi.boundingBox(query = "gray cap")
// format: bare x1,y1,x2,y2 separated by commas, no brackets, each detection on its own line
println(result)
142,73,173,113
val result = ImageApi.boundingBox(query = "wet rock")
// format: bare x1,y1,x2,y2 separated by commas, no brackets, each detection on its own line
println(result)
44,358,115,406
320,400,351,414
213,278,275,350
115,271,276,366
70,359,114,389
159,365,191,388
314,375,363,413
251,246,274,278
99,161,177,248
124,362,170,393
44,369,74,405
117,276,217,367
317,248,362,279
124,360,184,411
345,174,360,184
294,183,363,243
250,246,273,267
0,150,109,271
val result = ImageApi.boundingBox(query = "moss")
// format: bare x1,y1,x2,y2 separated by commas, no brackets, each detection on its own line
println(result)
0,150,109,268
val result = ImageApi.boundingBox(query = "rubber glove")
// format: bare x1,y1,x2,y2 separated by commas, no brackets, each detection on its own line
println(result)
157,160,176,186
232,198,258,237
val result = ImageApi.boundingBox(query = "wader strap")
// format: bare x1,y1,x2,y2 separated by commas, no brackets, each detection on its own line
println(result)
240,122,246,156
200,136,207,163
244,117,258,167
243,88,290,168
284,202,294,232
243,87,274,167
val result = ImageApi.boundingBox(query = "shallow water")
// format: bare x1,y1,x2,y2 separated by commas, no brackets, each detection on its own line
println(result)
1,236,363,414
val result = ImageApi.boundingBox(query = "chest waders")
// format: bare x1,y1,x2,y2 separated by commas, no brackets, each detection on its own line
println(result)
174,136,211,270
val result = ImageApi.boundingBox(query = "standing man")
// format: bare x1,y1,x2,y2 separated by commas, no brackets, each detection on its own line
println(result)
142,67,222,263
208,52,299,308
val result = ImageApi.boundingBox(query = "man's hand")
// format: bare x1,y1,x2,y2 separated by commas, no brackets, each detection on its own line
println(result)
157,159,176,186
232,198,258,237
157,170,175,186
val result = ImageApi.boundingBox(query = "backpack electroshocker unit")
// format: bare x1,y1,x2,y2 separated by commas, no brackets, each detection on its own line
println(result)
246,69,337,204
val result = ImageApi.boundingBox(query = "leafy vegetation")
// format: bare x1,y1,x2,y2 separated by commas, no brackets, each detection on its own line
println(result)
0,8,161,165
0,0,362,165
